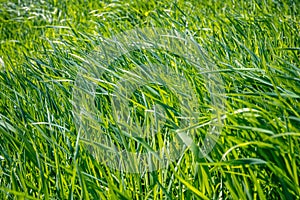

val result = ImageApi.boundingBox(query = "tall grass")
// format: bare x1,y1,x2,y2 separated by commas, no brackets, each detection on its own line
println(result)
0,0,299,199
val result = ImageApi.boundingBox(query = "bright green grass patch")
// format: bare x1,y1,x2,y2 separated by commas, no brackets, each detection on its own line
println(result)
0,0,299,199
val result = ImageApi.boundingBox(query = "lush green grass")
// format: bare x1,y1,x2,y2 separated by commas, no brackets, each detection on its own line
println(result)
0,0,299,199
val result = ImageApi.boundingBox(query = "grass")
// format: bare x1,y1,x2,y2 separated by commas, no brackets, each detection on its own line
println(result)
0,0,299,199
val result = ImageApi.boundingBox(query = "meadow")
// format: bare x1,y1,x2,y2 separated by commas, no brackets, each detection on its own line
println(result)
0,0,299,199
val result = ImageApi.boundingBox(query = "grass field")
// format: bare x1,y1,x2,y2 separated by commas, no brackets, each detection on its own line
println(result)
0,0,300,199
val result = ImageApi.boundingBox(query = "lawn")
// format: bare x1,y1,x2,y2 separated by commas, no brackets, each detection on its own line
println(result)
0,0,299,199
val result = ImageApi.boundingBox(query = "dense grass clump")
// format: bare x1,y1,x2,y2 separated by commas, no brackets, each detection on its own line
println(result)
0,0,299,199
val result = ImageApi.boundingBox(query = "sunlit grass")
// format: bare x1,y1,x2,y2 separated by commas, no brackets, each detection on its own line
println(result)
0,0,299,199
